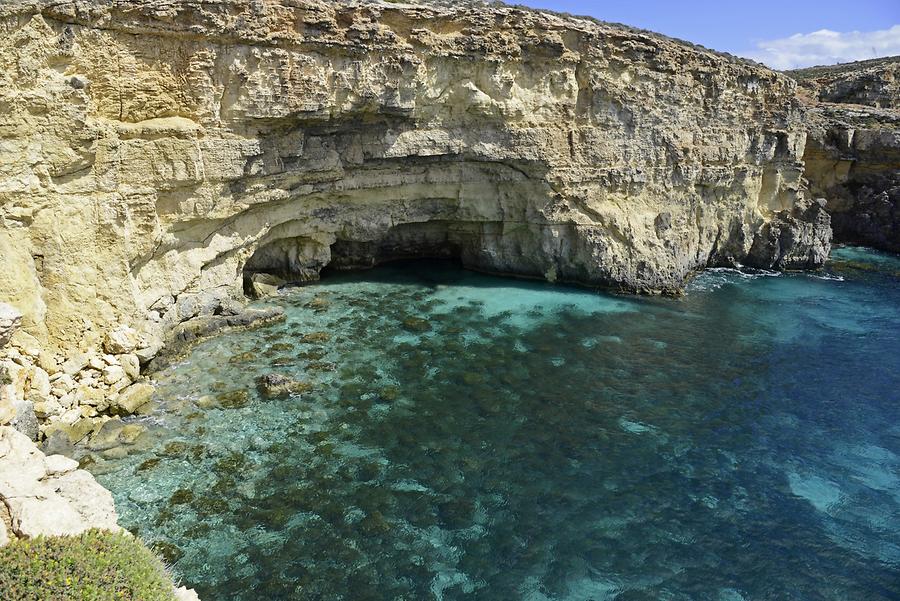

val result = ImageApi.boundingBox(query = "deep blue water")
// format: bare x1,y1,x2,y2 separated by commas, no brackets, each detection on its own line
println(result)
90,247,900,600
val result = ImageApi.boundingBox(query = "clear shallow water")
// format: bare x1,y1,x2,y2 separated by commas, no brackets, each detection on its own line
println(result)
90,247,900,600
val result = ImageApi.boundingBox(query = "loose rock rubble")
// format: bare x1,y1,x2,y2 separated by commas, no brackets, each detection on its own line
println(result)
0,314,159,446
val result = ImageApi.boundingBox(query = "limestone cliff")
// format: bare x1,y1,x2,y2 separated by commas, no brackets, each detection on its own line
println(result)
789,57,900,252
791,56,899,110
0,0,831,361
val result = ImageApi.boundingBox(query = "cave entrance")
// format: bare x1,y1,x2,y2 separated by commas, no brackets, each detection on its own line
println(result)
324,221,498,276
244,221,506,296
242,236,329,297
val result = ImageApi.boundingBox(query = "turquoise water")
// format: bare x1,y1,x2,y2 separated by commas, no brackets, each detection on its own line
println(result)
90,247,900,600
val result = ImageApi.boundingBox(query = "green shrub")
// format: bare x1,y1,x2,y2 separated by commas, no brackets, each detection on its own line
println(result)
0,529,177,601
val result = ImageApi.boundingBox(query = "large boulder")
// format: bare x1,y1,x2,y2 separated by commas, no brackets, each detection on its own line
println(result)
0,426,119,540
248,273,285,299
111,383,154,415
103,326,140,355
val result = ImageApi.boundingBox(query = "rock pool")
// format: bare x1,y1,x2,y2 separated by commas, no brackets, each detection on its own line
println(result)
89,247,900,600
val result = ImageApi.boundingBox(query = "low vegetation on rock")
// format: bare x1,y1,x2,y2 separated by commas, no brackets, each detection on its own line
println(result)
0,530,177,601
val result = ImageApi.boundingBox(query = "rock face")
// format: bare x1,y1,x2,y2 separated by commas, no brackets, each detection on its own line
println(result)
0,425,118,540
0,304,22,349
791,56,899,110
802,107,900,251
0,0,830,365
789,58,900,252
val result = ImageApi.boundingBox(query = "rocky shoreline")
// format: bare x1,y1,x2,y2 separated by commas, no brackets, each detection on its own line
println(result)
1,0,836,363
0,0,894,471
0,425,200,600
0,1,896,598
0,297,284,455
0,0,895,490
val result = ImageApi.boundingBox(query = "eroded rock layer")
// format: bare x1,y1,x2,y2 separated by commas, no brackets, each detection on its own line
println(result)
1,0,831,364
790,58,900,252
791,56,900,110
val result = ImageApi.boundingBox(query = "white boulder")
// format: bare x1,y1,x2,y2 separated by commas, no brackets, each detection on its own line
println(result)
0,426,120,539
103,326,139,355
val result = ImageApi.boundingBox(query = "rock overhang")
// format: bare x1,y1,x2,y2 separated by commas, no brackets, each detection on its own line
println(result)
0,0,832,361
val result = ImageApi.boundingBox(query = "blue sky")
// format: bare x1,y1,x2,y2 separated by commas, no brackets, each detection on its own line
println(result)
515,0,900,68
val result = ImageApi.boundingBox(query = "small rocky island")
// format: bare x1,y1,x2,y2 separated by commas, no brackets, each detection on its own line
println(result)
0,0,897,599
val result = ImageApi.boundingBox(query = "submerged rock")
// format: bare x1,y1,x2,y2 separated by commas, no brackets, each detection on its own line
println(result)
169,489,194,505
136,457,162,472
437,498,476,530
359,510,391,536
112,383,155,416
248,273,285,299
306,361,336,372
378,386,400,403
256,374,313,399
305,297,331,312
229,351,257,364
401,317,432,333
88,418,147,451
299,332,331,344
215,389,251,409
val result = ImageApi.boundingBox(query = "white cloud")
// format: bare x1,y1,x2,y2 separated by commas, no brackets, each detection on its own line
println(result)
743,25,900,70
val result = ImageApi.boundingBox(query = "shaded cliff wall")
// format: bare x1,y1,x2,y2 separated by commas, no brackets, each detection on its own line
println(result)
790,58,900,252
0,0,829,363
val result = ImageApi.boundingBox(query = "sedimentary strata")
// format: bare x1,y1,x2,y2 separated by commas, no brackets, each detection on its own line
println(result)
791,56,899,110
0,0,845,437
790,58,900,252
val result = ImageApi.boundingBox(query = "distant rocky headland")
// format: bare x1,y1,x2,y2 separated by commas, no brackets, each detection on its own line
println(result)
788,56,900,253
0,0,897,560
